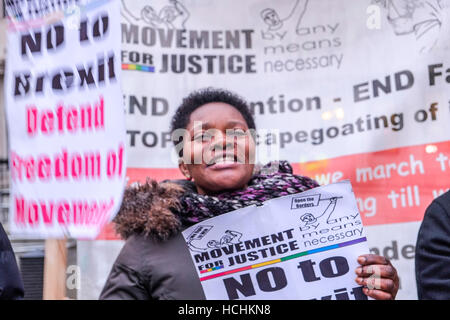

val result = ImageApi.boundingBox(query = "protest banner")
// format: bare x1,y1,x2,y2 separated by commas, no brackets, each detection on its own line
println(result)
182,181,370,300
76,0,450,299
4,0,126,239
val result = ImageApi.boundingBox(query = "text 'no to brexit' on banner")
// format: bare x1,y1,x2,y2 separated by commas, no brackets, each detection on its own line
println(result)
4,0,127,239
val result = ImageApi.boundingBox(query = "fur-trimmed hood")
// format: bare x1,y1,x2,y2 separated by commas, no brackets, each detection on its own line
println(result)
113,166,264,241
113,161,318,241
113,179,194,241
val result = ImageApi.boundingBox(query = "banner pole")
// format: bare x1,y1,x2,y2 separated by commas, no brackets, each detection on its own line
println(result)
43,238,67,300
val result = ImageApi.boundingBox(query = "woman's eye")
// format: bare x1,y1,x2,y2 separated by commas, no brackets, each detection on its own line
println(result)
193,132,212,141
228,129,246,137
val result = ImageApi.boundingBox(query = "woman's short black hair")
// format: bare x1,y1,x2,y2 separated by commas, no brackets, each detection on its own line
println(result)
170,87,256,146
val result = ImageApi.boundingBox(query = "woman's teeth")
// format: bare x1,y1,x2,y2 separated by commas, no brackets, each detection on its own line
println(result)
208,155,237,166
215,157,235,164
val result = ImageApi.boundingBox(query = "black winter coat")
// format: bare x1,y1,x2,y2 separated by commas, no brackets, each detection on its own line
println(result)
0,223,24,300
100,173,319,300
415,191,450,299
100,180,206,300
100,232,205,299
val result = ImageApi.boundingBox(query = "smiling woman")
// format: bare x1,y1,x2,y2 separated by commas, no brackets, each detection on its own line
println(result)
171,90,256,195
99,88,399,300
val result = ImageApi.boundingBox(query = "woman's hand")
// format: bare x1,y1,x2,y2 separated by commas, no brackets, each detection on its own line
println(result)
355,254,399,300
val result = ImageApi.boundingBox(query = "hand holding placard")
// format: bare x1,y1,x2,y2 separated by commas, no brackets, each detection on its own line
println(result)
182,181,373,300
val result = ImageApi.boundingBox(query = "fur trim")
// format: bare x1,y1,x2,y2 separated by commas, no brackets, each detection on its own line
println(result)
113,179,185,240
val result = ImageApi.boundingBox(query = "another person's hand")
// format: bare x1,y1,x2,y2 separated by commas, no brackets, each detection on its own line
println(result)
355,254,399,300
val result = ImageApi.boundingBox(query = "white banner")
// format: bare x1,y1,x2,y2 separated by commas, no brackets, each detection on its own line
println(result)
119,0,450,168
182,181,370,300
69,0,450,299
109,0,450,300
4,0,127,239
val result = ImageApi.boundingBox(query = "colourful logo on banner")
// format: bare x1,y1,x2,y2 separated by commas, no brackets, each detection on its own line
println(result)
198,237,367,281
122,64,155,73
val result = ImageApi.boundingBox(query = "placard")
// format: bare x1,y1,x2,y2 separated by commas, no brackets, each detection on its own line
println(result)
182,180,370,300
4,0,126,239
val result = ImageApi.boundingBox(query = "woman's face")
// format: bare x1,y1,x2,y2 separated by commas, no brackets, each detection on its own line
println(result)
179,102,255,195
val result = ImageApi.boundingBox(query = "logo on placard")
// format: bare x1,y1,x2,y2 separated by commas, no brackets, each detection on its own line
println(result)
291,195,340,227
186,225,243,253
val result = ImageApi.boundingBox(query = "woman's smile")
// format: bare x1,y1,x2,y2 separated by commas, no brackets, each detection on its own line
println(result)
205,152,241,168
206,161,240,170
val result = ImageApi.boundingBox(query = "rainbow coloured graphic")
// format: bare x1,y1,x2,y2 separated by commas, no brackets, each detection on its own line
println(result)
199,237,367,282
122,64,155,73
200,265,225,274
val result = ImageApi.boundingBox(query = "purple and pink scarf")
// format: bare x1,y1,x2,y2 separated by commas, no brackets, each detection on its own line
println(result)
177,160,319,226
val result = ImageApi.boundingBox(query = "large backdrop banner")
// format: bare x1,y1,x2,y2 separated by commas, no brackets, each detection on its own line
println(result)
79,0,450,299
